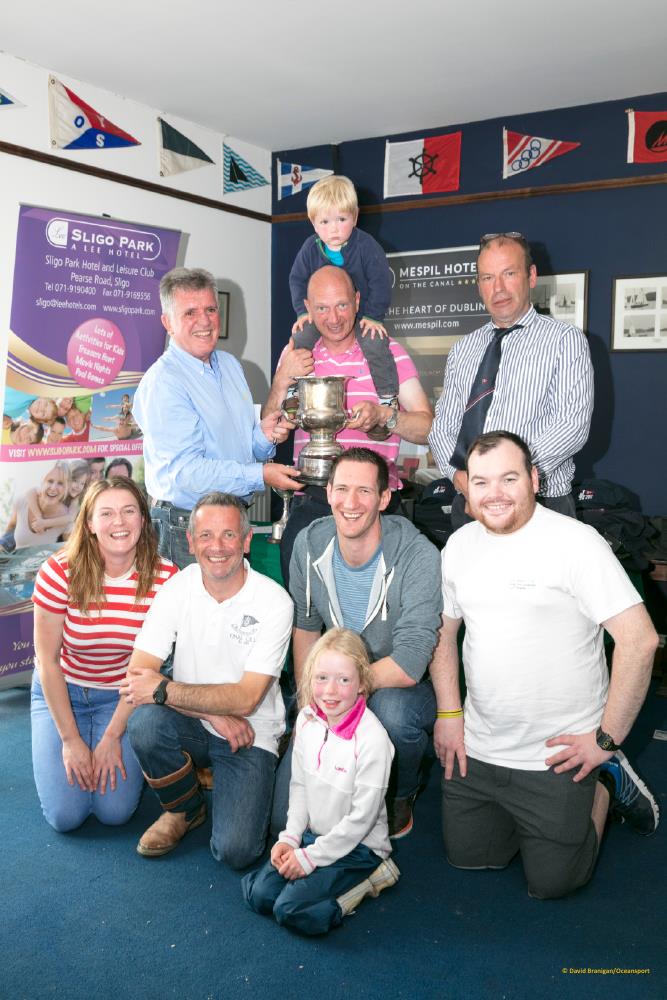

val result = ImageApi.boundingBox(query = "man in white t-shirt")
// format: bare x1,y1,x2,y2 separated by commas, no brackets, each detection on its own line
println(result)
121,493,293,868
432,430,659,899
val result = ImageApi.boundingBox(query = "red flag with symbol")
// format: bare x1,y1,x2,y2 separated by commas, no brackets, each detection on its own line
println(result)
384,132,461,197
626,110,667,164
503,128,580,179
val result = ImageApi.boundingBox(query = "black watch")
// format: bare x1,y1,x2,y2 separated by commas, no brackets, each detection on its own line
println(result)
153,678,169,706
595,726,620,752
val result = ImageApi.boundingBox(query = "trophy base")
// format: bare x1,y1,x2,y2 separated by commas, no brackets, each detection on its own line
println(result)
267,523,284,544
297,454,339,486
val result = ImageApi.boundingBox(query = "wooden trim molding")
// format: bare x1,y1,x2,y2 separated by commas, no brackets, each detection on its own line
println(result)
273,171,667,223
3,139,664,227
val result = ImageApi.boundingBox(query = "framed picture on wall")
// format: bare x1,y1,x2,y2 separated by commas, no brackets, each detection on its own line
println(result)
611,275,667,352
530,272,588,331
217,291,230,341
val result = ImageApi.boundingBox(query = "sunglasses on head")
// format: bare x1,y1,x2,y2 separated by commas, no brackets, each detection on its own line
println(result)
479,232,527,246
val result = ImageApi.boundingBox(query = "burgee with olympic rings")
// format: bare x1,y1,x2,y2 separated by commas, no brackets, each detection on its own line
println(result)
502,127,580,179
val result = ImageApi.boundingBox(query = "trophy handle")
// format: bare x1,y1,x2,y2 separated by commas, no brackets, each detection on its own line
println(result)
281,398,301,427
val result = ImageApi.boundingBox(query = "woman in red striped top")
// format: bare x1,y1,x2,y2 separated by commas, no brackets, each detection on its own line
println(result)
31,478,178,831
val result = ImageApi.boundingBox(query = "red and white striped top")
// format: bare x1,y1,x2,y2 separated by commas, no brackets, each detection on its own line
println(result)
32,553,178,688
290,338,418,491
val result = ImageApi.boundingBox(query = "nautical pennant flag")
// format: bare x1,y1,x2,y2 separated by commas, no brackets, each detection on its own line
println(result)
276,160,333,200
223,143,268,193
383,132,461,198
0,87,23,108
48,76,140,150
626,109,667,164
158,118,213,177
502,128,580,178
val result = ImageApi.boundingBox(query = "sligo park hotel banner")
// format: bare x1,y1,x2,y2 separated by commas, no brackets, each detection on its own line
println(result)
0,205,180,684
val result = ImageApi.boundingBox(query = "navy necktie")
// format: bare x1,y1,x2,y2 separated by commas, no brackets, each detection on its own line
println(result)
450,324,520,471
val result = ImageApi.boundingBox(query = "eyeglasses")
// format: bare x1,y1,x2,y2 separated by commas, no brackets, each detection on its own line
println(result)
479,232,527,246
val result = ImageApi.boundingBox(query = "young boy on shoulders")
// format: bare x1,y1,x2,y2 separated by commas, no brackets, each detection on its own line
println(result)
288,175,397,413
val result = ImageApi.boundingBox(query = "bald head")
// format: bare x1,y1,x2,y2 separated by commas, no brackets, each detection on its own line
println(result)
304,266,360,352
306,265,356,301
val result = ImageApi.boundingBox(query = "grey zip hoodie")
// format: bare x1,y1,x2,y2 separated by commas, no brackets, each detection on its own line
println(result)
290,514,442,682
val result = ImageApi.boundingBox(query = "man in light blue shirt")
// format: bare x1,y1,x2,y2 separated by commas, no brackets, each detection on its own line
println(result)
134,267,301,567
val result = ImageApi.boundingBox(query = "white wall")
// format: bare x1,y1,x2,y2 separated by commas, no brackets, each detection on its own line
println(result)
0,51,273,400
0,52,274,688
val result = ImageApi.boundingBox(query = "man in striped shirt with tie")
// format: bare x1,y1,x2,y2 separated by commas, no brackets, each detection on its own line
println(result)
428,233,593,530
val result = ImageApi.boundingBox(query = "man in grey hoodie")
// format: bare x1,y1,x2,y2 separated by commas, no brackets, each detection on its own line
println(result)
275,447,442,839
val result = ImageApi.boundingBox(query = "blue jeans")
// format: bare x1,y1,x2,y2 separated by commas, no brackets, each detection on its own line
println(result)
127,705,276,870
150,503,195,569
271,681,436,835
242,831,380,935
369,681,436,798
31,675,144,832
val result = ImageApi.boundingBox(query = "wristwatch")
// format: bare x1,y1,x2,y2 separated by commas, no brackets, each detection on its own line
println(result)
385,404,399,432
595,726,620,752
153,678,170,705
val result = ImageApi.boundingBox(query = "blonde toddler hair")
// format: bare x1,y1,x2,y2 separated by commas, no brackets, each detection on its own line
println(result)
307,175,358,222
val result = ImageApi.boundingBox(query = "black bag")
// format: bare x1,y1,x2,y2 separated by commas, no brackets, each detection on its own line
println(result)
574,479,657,571
413,477,457,550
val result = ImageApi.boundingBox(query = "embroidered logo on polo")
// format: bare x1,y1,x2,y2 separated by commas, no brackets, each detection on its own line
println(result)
230,614,260,646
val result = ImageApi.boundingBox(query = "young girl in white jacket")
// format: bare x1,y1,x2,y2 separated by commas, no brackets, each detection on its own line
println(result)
242,628,399,935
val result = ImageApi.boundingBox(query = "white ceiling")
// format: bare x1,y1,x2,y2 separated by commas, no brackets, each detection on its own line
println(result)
4,0,667,151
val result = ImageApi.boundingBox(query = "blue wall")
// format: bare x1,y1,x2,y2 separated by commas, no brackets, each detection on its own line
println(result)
272,93,667,513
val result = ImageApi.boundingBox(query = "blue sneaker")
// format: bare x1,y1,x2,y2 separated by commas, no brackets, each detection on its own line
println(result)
599,751,660,835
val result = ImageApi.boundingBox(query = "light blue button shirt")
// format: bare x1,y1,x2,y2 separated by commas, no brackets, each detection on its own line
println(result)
133,341,274,509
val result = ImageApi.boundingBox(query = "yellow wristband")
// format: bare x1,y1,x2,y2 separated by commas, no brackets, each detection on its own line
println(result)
436,709,463,719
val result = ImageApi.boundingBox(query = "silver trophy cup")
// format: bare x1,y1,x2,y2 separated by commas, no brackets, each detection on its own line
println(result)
283,375,349,486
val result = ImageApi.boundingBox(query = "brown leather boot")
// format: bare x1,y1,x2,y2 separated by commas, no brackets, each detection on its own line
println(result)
137,804,207,857
196,767,214,790
137,750,206,857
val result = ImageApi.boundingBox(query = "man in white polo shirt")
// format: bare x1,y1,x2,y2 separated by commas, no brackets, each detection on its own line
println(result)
121,493,292,869
432,430,659,899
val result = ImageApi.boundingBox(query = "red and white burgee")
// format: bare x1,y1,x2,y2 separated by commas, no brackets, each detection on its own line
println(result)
502,128,580,179
48,76,139,150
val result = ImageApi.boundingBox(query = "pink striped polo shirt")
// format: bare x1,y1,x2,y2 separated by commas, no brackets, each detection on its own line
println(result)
288,337,417,491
